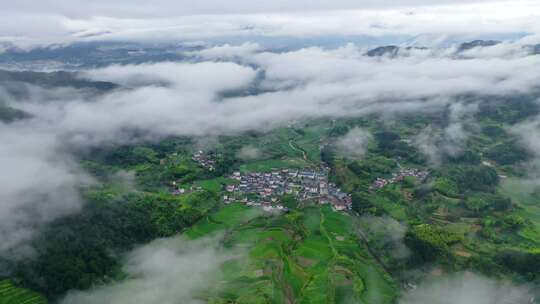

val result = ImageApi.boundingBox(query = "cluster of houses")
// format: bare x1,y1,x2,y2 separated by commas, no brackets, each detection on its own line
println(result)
370,168,429,190
224,168,352,212
170,181,203,196
192,150,216,171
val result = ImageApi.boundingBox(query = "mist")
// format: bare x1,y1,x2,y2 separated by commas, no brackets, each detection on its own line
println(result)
237,146,262,161
400,272,534,304
335,127,372,159
61,235,235,304
0,123,92,257
414,102,478,165
356,215,410,260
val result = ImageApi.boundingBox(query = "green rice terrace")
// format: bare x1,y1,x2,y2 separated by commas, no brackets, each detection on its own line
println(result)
186,204,397,304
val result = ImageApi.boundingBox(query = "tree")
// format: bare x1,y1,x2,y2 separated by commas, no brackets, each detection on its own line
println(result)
482,125,506,138
495,249,540,280
352,191,373,213
432,178,459,197
502,214,525,230
15,190,218,299
485,141,530,165
442,165,499,192
448,150,481,165
320,145,336,165
464,194,490,214
405,224,461,264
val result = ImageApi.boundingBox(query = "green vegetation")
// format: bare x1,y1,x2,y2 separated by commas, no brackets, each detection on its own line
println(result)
405,224,461,264
186,204,397,303
485,141,530,165
239,158,309,172
0,280,47,304
15,188,218,299
6,95,540,302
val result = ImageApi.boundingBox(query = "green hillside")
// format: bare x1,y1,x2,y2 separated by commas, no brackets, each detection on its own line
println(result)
0,280,47,304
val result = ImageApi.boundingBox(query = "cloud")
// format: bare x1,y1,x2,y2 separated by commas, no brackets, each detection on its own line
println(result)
188,42,261,61
400,272,534,304
110,170,137,191
0,0,518,18
1,1,540,48
0,123,91,257
356,215,410,260
61,235,235,304
237,146,262,161
510,115,540,174
335,127,372,159
512,118,540,157
414,102,478,164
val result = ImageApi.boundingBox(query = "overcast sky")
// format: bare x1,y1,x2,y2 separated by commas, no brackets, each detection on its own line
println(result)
1,0,510,17
1,0,540,48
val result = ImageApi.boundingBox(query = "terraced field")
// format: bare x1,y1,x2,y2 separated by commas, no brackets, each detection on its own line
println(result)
0,280,47,304
185,204,397,303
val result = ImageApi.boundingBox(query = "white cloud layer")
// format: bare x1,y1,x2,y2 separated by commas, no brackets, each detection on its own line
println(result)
2,0,507,17
1,1,540,48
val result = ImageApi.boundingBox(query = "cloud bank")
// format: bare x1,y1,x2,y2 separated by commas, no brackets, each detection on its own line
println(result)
61,235,233,304
1,1,540,48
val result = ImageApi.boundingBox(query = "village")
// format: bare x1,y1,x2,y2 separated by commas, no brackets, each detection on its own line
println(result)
192,150,216,171
224,168,352,212
187,151,352,212
369,168,429,190
189,150,429,213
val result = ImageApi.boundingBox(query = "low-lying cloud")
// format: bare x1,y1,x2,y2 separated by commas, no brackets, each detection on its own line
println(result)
237,146,262,161
61,235,234,304
0,123,91,257
400,272,534,304
356,215,410,260
414,102,478,164
335,127,372,159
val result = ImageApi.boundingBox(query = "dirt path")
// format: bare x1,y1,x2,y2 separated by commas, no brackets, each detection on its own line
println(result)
289,140,308,161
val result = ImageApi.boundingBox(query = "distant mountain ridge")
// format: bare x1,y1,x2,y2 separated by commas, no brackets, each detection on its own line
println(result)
457,39,501,51
365,39,540,58
0,69,118,91
0,69,119,123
